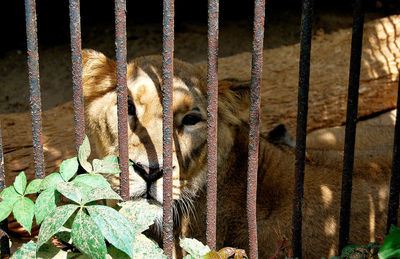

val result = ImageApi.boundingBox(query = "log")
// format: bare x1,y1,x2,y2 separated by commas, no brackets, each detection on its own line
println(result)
0,15,399,236
196,14,400,135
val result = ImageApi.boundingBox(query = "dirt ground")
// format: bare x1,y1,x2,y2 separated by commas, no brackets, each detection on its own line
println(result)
0,10,386,114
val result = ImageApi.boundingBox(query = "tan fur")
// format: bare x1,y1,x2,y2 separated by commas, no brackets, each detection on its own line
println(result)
81,49,396,258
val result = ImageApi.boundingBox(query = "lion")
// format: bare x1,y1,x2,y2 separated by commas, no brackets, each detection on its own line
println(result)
82,49,397,258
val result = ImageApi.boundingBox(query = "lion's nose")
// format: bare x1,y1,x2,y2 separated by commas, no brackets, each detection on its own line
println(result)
134,162,163,183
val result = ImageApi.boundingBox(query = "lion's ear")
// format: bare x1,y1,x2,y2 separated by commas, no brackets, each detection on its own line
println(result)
82,49,116,103
218,79,251,125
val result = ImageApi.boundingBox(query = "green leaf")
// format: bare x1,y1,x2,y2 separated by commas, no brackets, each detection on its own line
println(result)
60,157,79,182
0,186,20,221
37,204,79,248
180,238,211,257
25,179,43,194
64,211,78,229
54,226,72,244
56,182,92,204
131,234,167,258
0,200,14,222
11,240,36,259
93,156,122,174
368,242,382,250
78,136,92,172
36,242,75,259
118,200,161,234
378,226,400,259
87,205,135,258
40,173,64,190
71,209,107,259
389,224,398,233
35,188,61,225
83,187,121,204
108,245,130,259
13,197,35,234
72,174,111,189
14,171,27,195
0,186,20,205
341,244,359,257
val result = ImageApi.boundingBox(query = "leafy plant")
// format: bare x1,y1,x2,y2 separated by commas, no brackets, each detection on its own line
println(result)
1,136,246,258
378,225,400,259
0,171,42,234
338,226,400,259
180,238,211,259
340,242,381,259
1,136,151,258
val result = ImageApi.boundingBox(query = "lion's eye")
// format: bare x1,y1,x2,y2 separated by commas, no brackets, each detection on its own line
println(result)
182,114,202,126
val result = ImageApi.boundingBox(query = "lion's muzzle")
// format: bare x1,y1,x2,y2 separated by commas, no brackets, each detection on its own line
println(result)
133,162,164,183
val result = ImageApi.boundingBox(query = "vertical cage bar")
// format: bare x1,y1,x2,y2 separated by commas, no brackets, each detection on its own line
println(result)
162,0,174,257
338,0,365,252
206,0,219,250
292,0,313,258
247,0,265,258
386,74,400,232
0,127,10,258
69,0,85,153
25,0,45,180
115,0,129,201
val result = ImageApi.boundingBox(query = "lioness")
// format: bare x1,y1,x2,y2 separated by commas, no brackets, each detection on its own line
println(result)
82,49,396,258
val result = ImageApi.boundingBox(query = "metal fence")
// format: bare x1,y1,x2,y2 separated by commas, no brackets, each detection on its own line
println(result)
0,0,400,258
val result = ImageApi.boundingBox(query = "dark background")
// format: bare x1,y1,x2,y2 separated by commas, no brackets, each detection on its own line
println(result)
1,0,399,55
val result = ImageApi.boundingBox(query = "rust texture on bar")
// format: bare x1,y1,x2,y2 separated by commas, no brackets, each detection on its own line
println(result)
25,0,45,180
338,0,365,253
0,127,11,258
69,0,85,153
292,0,313,258
386,74,400,232
247,0,265,258
115,0,130,201
206,0,219,251
162,0,174,257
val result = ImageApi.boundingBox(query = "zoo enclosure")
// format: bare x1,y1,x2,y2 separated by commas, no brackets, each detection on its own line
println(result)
0,0,400,258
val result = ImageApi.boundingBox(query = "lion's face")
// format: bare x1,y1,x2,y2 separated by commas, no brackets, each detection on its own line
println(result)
121,59,210,207
83,50,214,213
83,49,249,226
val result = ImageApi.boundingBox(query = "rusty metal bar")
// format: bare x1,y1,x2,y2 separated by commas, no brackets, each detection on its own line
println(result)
114,0,130,201
25,0,45,180
338,0,365,253
386,74,400,232
247,0,266,258
292,0,313,258
162,0,174,257
206,0,219,250
69,0,85,153
0,127,10,258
